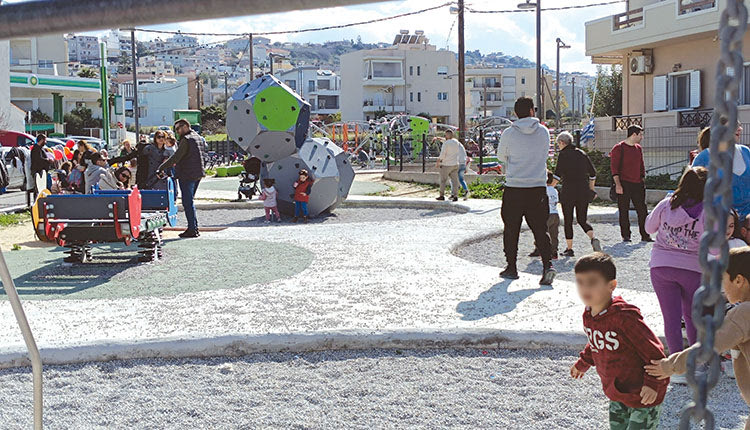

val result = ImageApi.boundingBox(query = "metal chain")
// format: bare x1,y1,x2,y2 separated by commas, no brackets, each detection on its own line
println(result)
682,1,747,428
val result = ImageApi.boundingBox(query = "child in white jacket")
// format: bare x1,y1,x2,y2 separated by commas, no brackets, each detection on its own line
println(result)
260,178,281,222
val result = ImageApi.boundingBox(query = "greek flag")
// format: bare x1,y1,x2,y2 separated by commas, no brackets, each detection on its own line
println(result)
581,118,595,144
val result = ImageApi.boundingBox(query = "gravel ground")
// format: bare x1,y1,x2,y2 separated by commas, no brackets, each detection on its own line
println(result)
1,239,313,300
454,222,655,292
0,348,745,429
180,207,457,227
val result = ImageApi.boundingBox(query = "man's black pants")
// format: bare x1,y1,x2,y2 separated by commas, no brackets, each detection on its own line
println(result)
616,180,649,240
501,186,552,270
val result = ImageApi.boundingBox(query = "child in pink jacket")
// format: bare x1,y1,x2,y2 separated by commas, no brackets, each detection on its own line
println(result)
260,178,281,222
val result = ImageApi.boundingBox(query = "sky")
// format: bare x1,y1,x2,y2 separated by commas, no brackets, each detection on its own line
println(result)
10,0,627,74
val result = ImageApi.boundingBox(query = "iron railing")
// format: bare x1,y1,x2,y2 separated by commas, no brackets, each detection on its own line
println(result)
679,109,713,128
612,114,643,131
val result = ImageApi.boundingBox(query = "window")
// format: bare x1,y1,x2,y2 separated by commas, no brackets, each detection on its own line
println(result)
38,59,53,69
437,66,448,76
372,62,401,78
417,66,421,76
521,77,526,84
285,80,296,90
318,80,331,90
410,92,413,102
308,80,315,92
417,92,421,102
138,107,147,118
409,66,413,76
743,64,750,104
671,74,690,109
437,92,448,101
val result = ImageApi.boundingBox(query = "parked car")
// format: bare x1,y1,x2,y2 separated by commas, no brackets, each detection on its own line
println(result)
65,136,105,152
0,130,36,148
1,146,26,190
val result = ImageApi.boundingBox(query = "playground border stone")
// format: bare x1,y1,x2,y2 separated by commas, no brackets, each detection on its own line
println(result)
0,328,586,369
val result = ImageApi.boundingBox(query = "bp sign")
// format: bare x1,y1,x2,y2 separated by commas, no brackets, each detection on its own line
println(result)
29,75,38,86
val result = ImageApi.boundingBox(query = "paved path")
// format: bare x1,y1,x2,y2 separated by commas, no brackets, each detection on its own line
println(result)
195,177,388,200
0,196,663,364
0,189,27,212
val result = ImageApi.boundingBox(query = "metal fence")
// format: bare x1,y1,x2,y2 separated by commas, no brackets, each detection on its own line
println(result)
588,124,750,178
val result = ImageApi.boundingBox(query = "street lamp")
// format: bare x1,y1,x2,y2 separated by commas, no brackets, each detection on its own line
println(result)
556,38,570,126
518,0,542,120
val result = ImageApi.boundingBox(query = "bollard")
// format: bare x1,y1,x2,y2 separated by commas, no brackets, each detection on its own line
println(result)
399,135,404,172
421,133,426,173
479,128,484,175
574,129,582,148
386,135,391,171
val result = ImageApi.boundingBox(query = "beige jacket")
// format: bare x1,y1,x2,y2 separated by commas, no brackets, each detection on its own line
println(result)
664,302,750,428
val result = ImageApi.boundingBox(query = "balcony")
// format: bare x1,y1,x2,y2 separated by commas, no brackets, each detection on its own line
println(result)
10,58,32,72
473,82,502,89
679,108,712,128
363,100,405,113
612,114,643,131
586,0,721,58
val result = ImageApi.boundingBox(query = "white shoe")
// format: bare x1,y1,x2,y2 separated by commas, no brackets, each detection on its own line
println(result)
670,373,687,385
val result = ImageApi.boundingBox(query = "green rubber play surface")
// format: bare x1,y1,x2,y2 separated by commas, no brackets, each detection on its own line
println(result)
253,86,300,131
0,239,313,300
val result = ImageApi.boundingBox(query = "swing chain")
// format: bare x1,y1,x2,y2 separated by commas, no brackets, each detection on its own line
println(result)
681,1,747,428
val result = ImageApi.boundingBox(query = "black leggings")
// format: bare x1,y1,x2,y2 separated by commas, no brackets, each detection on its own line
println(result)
561,196,593,240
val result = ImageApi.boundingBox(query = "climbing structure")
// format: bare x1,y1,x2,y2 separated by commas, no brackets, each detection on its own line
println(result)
227,74,355,217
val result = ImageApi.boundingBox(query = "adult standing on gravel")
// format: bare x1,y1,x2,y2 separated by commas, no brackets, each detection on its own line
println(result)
611,125,652,243
497,97,555,286
157,119,206,239
436,129,460,202
552,131,602,257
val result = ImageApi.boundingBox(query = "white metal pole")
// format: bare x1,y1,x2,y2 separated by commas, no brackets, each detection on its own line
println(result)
0,248,42,429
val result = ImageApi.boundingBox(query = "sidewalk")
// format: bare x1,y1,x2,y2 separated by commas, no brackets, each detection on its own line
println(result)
0,197,662,367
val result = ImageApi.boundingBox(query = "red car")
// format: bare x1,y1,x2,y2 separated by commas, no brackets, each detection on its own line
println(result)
0,130,36,147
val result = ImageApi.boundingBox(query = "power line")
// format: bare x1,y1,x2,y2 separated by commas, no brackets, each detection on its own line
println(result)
466,0,625,14
130,2,453,37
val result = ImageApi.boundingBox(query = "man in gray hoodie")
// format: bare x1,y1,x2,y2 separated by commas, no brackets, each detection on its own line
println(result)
497,97,556,285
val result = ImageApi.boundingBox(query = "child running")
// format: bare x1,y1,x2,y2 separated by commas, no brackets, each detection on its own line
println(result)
293,169,313,223
260,178,281,223
570,252,669,429
644,167,707,380
646,246,750,430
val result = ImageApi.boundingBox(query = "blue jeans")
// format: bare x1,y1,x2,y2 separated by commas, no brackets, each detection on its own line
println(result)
179,179,201,230
294,201,308,217
457,165,468,192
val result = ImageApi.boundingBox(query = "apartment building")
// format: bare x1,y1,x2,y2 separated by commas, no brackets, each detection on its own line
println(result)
67,35,99,65
465,67,536,118
586,0,750,130
0,40,25,132
275,66,341,116
340,30,459,124
119,76,189,128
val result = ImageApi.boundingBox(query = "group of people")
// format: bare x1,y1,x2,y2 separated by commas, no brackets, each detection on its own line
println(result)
496,97,750,429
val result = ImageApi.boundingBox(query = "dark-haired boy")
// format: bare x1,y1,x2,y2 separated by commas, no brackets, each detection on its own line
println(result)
571,252,668,429
646,246,750,430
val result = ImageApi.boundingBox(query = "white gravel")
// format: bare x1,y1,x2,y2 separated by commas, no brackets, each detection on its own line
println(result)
454,222,655,292
0,348,745,429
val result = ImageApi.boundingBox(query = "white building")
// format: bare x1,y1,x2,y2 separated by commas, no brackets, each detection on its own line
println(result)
0,40,25,132
275,67,341,116
340,30,459,124
465,67,537,119
121,77,189,128
67,35,99,65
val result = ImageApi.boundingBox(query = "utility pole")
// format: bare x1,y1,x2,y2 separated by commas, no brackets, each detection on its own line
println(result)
483,79,487,118
555,38,570,127
535,1,542,120
196,78,202,110
224,72,229,150
269,52,274,75
99,42,110,148
571,76,576,118
248,33,254,80
130,29,139,143
457,0,466,144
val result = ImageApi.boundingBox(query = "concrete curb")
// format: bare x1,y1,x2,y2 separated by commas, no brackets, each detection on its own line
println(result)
0,328,587,369
191,197,471,214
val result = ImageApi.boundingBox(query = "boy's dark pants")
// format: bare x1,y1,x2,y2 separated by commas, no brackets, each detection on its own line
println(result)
501,187,552,270
548,213,560,253
616,180,649,240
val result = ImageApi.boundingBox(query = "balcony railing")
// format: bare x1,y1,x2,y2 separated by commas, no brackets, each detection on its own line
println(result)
613,8,643,31
679,0,715,15
473,82,502,89
612,114,643,131
679,109,713,128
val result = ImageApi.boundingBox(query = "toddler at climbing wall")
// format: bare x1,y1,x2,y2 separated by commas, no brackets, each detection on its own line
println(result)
260,178,281,223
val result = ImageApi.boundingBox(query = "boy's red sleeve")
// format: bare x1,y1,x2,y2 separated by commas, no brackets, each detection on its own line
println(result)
574,343,594,372
621,312,667,391
610,144,621,177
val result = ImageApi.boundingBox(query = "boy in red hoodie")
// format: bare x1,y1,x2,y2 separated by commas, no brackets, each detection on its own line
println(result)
570,252,669,429
293,169,313,223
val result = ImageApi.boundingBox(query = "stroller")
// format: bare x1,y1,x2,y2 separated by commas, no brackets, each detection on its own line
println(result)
237,156,261,201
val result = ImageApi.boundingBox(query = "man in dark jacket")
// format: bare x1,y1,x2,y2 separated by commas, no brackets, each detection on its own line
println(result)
30,134,52,194
157,119,206,238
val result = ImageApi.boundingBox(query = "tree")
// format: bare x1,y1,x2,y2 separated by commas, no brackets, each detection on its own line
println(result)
117,52,132,75
200,104,226,134
30,109,52,123
64,107,102,135
586,65,622,117
78,67,98,78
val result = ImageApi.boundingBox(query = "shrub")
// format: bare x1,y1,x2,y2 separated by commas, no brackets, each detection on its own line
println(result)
468,178,504,199
644,173,679,190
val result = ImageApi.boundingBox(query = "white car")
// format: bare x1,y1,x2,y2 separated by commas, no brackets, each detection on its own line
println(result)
1,147,25,190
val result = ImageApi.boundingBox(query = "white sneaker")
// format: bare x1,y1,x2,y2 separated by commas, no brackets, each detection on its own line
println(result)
670,373,687,385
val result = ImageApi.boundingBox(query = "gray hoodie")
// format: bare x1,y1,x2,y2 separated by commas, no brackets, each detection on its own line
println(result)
84,163,109,194
497,117,550,188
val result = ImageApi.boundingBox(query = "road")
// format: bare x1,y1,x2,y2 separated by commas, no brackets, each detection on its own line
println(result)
0,189,29,212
